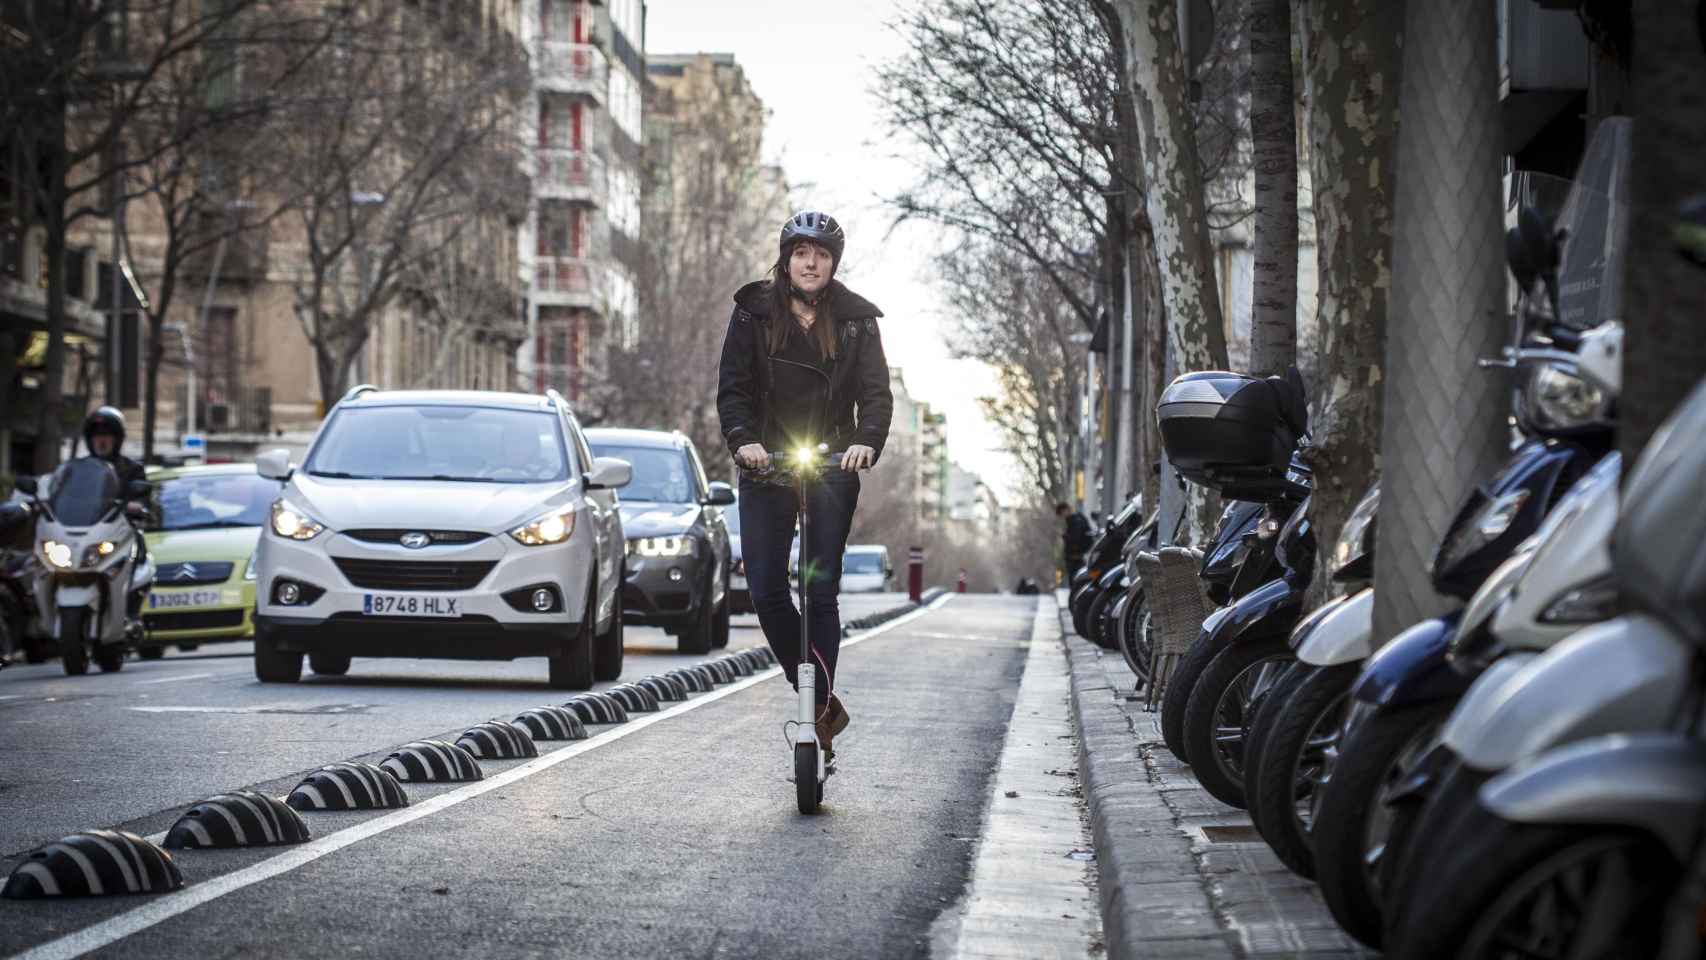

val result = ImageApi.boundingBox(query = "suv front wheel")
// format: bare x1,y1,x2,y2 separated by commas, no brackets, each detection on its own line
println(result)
549,590,596,690
255,630,303,683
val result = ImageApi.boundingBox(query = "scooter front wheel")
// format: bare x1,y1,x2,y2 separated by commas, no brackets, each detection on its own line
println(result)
795,742,821,814
59,608,89,676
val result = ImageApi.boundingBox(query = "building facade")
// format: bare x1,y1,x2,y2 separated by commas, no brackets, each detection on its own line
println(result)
519,0,647,402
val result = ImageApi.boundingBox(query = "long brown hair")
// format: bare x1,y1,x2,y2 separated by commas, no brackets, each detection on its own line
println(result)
763,250,839,362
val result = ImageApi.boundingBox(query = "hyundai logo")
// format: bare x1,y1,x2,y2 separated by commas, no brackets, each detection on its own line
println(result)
175,563,199,581
399,532,431,549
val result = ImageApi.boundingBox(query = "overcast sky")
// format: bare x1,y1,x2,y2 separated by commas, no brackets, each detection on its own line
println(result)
642,0,1023,503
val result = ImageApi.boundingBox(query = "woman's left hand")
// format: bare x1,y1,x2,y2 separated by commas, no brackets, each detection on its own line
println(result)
840,445,875,471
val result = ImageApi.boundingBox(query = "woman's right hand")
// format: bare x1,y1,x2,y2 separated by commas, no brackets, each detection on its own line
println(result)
736,443,770,470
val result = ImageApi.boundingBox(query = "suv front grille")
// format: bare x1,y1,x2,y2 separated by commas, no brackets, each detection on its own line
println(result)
342,529,490,546
332,558,497,591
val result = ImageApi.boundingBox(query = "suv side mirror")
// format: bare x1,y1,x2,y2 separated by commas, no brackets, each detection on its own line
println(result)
704,481,736,506
256,448,293,481
14,476,37,495
585,456,632,490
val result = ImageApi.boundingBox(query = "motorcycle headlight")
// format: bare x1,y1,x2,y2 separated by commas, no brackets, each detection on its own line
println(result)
511,505,576,546
43,540,74,569
83,543,117,568
1540,575,1619,624
1454,546,1537,657
1436,489,1531,575
627,535,698,558
271,501,325,541
1527,365,1610,430
1331,486,1381,581
244,553,258,581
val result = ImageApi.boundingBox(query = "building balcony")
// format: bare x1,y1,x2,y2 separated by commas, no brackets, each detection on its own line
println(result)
535,148,606,205
536,42,608,101
532,256,605,311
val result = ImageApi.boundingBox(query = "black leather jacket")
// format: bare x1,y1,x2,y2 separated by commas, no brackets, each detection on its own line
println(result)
717,279,894,464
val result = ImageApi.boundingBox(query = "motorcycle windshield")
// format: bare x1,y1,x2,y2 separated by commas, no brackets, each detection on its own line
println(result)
49,458,121,527
1552,118,1632,330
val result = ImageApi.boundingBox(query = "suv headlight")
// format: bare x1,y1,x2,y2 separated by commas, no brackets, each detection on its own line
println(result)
511,506,576,546
627,535,698,558
271,501,325,541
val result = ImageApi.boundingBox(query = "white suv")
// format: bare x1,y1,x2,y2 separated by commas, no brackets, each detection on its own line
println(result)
251,387,631,689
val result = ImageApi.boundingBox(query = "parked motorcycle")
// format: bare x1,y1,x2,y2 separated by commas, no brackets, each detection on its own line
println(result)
1385,370,1706,960
1153,367,1312,768
1069,495,1147,637
1309,121,1629,947
0,496,44,665
1241,480,1379,875
15,459,155,675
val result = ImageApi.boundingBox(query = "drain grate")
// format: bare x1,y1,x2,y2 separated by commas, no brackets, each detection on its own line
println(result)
1201,824,1264,844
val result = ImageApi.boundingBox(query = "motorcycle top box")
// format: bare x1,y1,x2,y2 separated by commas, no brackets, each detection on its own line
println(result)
1158,370,1308,500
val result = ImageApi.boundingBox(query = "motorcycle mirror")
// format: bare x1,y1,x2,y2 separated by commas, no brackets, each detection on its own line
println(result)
13,476,37,496
126,480,152,499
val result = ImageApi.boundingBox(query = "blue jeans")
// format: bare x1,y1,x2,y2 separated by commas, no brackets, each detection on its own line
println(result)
738,470,860,709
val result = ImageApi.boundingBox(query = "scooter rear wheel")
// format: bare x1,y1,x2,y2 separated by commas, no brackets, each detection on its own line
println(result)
795,742,821,814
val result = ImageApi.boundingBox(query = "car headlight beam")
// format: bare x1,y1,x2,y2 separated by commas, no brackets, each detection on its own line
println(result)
511,506,577,546
271,500,325,541
626,535,698,558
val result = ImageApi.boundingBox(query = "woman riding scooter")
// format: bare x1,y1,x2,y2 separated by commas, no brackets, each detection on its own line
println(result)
716,211,893,762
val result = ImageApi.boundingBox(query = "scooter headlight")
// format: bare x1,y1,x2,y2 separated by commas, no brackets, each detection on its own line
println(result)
1540,575,1620,624
43,540,74,569
1526,365,1611,431
271,501,325,541
1435,489,1532,575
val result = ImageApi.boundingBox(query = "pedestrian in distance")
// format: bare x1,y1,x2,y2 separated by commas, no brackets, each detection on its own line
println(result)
1057,501,1092,580
716,211,893,759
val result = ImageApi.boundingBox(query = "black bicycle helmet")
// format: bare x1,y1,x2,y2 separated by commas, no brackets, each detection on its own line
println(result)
780,211,846,266
82,406,127,451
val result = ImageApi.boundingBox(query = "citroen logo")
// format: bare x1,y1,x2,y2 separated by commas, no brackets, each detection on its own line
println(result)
176,563,198,581
399,532,431,549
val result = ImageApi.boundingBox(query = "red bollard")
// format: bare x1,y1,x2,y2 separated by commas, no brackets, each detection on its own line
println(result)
908,546,924,602
956,568,968,593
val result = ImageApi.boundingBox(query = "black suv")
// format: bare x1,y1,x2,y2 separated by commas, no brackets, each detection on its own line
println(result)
585,428,734,653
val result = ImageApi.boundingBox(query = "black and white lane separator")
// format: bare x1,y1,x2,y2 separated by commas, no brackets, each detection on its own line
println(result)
11,595,952,960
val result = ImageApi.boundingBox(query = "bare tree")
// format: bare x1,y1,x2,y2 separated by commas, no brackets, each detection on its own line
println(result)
0,0,300,471
1247,0,1298,377
1297,0,1403,606
262,5,528,411
596,63,786,473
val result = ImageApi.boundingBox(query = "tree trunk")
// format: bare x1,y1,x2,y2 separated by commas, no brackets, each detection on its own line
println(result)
1114,0,1232,544
1247,0,1299,378
1620,1,1706,467
1299,0,1404,607
1371,0,1508,640
33,108,70,475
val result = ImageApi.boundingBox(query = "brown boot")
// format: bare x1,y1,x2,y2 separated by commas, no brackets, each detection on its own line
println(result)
816,694,850,756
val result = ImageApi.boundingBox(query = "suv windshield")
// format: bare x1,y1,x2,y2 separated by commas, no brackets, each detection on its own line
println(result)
305,406,570,483
845,552,885,574
154,473,283,531
590,444,694,503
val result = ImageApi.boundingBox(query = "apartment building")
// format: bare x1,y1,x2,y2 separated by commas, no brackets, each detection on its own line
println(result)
520,0,647,401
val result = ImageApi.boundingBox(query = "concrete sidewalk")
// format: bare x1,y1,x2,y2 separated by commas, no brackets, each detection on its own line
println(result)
1063,606,1374,959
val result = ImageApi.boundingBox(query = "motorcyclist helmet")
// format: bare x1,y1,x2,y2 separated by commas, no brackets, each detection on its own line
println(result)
82,406,127,454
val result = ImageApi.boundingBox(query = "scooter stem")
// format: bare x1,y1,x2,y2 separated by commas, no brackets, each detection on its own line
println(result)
797,466,814,732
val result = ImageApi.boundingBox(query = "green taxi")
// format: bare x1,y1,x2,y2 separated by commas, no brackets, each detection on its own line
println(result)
140,463,282,656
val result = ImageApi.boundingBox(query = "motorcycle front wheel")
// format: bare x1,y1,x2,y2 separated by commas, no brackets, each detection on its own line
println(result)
58,608,90,676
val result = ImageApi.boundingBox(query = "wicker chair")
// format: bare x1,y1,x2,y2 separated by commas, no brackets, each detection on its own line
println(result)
1142,546,1215,710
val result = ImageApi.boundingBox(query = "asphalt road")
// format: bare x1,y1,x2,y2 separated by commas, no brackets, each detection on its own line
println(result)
0,593,1038,959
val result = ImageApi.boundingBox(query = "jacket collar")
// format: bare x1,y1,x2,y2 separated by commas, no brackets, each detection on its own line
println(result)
733,279,883,322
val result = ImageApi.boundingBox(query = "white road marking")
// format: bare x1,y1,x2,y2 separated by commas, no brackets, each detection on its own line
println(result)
133,673,214,686
18,594,954,960
932,594,1099,959
128,705,278,714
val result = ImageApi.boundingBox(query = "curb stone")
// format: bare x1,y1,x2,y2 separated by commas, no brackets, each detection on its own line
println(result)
1063,613,1375,959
